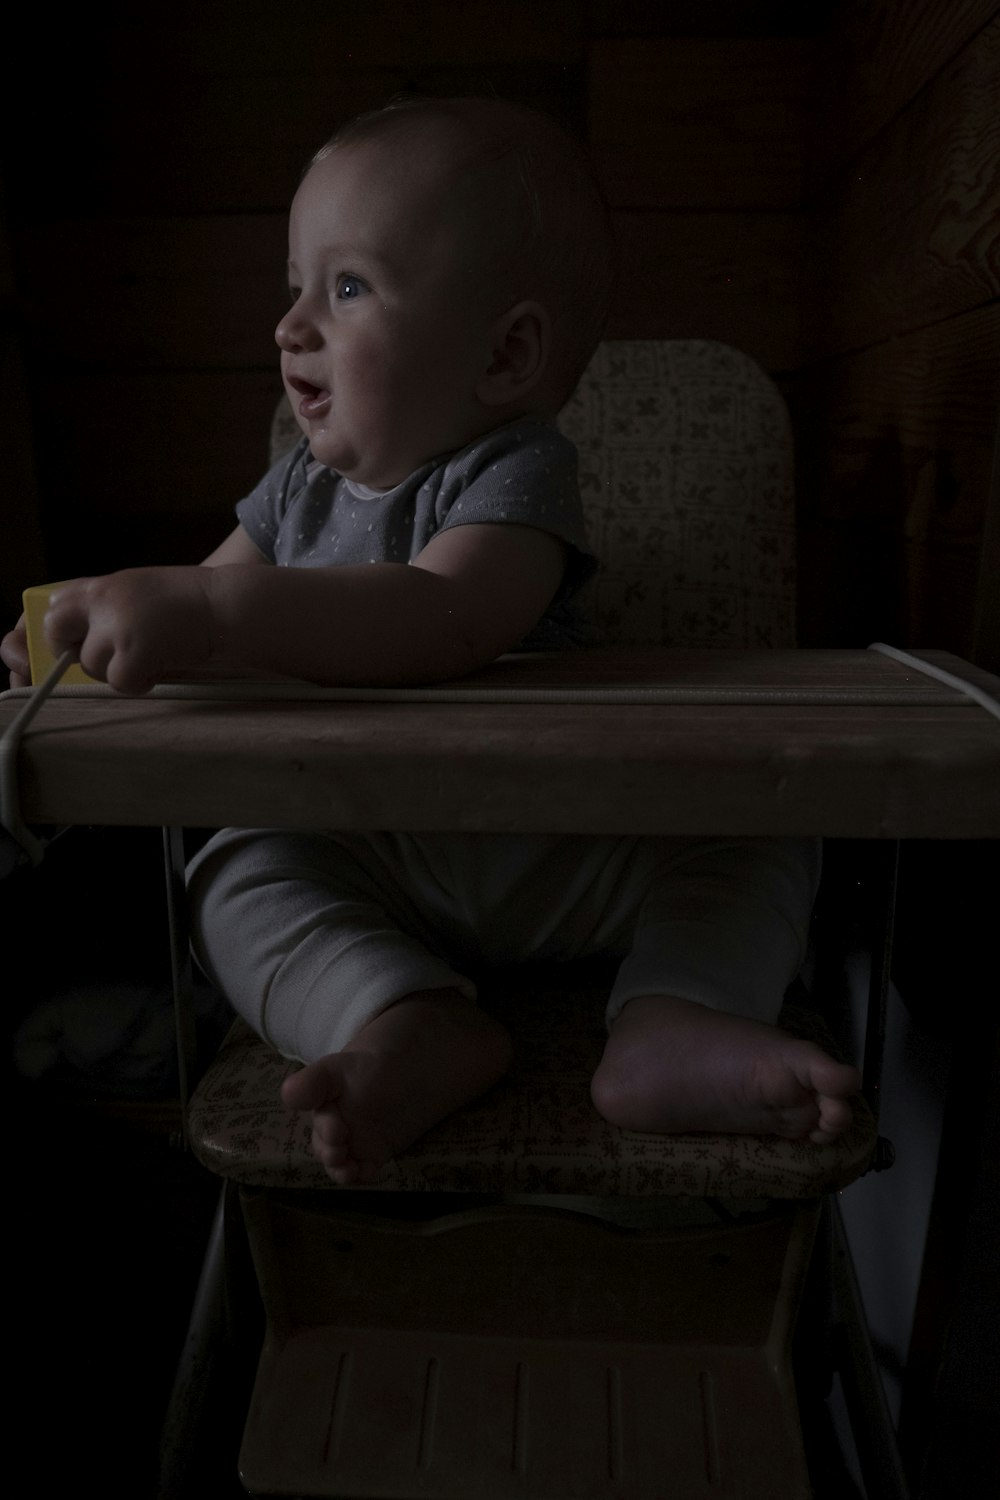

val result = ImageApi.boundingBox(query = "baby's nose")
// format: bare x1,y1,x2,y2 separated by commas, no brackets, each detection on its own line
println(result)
275,304,319,353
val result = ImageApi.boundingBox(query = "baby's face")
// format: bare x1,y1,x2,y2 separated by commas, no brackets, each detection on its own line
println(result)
276,130,500,489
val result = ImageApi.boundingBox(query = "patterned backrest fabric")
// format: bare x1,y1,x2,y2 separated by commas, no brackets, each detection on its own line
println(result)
269,338,797,649
557,340,797,649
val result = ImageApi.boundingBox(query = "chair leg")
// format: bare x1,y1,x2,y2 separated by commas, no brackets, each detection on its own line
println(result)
829,1199,911,1500
162,824,199,1144
158,1182,263,1498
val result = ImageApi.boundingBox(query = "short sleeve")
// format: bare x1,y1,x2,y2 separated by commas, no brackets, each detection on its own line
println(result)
235,437,311,562
433,419,598,600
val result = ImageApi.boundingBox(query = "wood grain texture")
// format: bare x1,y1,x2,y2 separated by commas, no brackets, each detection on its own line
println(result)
145,0,587,71
813,0,998,171
607,213,803,368
806,17,1000,358
589,38,813,208
7,69,585,219
586,1,835,36
5,5,587,220
3,651,998,838
795,305,1000,653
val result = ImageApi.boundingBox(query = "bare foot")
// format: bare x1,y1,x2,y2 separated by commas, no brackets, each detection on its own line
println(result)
591,994,861,1144
280,988,513,1184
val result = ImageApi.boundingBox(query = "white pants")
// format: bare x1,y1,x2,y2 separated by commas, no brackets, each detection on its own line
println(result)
187,831,821,1063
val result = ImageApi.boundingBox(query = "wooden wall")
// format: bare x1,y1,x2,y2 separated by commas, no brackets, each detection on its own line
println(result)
2,0,998,664
799,0,1000,662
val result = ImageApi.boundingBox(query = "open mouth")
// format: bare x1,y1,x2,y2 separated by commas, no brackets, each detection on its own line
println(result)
288,375,331,416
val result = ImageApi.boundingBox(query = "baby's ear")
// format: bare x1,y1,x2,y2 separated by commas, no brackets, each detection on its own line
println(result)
477,301,551,406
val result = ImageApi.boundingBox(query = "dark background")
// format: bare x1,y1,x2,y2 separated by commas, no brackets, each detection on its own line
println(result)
3,2,997,1496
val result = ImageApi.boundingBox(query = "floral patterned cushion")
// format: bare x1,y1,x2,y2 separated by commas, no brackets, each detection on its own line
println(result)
557,340,796,649
189,991,876,1201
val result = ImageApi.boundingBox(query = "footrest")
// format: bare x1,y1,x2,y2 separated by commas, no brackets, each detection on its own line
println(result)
238,1193,817,1498
241,1327,810,1498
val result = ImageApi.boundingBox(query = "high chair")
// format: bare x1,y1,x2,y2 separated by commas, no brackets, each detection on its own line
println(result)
169,342,895,1498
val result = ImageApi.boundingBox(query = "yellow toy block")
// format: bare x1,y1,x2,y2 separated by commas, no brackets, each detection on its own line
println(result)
22,583,97,686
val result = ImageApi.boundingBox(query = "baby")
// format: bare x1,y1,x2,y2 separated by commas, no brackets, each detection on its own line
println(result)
2,96,860,1183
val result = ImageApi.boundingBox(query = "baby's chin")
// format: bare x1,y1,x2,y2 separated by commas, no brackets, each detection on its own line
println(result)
309,437,424,490
307,417,487,488
298,426,365,480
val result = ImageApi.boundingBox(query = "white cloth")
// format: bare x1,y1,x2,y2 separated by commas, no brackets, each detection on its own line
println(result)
188,830,820,1061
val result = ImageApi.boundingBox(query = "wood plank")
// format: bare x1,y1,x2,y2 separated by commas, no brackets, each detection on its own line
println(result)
806,18,1000,358
3,650,998,837
4,71,406,217
586,1,835,35
131,0,587,71
607,212,803,369
6,1,587,219
588,38,813,208
15,216,288,371
813,0,998,171
9,0,585,79
9,67,584,220
794,305,1000,655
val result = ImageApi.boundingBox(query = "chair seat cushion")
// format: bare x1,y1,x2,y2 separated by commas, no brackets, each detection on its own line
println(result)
188,984,877,1199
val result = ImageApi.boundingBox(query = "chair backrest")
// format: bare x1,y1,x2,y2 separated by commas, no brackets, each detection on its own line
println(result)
556,340,797,649
269,338,797,649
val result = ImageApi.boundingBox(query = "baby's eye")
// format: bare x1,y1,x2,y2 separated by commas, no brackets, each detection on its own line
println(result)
335,275,368,301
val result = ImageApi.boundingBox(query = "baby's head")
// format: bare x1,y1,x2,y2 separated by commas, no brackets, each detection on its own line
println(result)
276,96,614,488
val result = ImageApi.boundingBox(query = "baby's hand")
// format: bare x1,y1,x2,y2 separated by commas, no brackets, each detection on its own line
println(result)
1,615,31,688
44,568,214,695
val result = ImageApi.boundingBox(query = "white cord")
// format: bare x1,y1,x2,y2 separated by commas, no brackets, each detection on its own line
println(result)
0,679,962,706
867,642,1000,724
0,650,76,864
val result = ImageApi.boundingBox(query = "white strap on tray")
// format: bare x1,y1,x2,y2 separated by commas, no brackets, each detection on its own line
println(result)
867,642,1000,724
1,650,76,863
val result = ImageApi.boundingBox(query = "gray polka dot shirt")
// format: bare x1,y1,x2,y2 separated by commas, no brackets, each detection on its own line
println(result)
236,417,598,650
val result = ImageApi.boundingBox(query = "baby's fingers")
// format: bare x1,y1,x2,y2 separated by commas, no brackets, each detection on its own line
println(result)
1,617,31,686
43,580,96,655
43,580,128,687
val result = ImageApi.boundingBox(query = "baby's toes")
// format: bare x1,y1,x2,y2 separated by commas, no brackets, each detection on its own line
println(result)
313,1133,350,1166
808,1094,855,1144
772,1101,822,1139
312,1107,349,1150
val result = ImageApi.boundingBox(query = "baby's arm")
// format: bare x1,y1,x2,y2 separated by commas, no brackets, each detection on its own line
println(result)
0,525,265,689
34,521,565,694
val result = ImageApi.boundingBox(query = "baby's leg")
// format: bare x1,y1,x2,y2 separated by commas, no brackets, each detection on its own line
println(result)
187,829,513,1181
590,837,860,1142
281,987,513,1184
